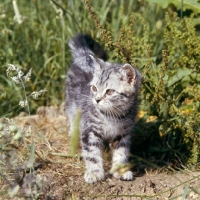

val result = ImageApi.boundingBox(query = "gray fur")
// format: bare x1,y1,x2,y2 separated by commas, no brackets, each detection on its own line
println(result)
66,34,142,184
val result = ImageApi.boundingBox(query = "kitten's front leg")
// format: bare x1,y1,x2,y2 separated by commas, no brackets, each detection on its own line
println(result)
81,131,104,184
111,135,134,181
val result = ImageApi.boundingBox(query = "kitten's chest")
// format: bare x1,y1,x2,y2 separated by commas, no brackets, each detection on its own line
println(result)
100,116,123,139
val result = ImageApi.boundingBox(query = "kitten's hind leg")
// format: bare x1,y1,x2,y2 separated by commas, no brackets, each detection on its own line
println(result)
111,135,134,181
81,131,105,184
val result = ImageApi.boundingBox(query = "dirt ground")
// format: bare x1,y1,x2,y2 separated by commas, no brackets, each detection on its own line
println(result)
1,105,200,199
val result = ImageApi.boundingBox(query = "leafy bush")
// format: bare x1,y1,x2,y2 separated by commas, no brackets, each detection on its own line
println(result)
84,0,200,167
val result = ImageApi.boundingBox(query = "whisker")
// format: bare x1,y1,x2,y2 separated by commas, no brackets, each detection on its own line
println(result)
108,106,118,125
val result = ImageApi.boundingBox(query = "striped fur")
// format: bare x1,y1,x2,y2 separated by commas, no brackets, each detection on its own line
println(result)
66,34,142,184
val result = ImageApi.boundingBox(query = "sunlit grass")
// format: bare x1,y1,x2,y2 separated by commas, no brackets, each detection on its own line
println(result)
0,0,165,117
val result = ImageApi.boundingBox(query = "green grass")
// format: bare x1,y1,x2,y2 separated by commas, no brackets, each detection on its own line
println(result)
0,0,166,117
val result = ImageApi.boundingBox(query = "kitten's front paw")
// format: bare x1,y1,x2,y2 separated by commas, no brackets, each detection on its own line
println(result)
84,169,105,184
113,170,134,181
121,170,134,181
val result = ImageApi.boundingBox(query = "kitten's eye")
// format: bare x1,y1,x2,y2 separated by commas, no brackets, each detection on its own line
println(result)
91,85,97,92
106,89,114,95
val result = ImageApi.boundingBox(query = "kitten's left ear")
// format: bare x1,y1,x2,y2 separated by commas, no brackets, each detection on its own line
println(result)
119,64,137,84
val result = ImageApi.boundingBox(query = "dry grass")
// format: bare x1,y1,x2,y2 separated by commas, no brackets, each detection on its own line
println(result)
1,105,200,199
0,104,85,199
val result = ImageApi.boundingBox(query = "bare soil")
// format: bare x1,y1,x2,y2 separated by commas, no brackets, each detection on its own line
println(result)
1,105,200,199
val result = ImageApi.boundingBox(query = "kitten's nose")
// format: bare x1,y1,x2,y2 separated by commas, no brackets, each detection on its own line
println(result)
95,97,101,103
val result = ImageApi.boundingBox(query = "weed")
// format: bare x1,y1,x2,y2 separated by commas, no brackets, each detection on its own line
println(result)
0,64,47,198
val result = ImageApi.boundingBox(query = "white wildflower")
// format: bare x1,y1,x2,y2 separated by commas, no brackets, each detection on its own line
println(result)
19,100,28,108
17,69,24,79
7,64,24,81
11,76,21,84
30,89,47,99
24,68,32,82
7,64,17,76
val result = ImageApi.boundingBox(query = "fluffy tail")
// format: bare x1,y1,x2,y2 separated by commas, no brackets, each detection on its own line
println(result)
68,34,108,61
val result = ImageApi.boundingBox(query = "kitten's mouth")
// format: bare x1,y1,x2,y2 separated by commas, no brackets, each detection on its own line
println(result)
96,105,106,114
95,104,108,114
94,100,126,118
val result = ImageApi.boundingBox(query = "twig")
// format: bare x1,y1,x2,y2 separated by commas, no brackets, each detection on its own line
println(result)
49,152,80,158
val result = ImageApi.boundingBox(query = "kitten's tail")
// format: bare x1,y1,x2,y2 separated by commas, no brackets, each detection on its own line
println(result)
68,34,108,61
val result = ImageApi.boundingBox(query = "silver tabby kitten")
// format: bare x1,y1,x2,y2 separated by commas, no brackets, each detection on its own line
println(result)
66,34,142,184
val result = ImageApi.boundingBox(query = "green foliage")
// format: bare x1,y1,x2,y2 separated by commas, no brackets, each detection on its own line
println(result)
149,13,200,166
0,0,84,117
144,0,200,14
84,1,200,167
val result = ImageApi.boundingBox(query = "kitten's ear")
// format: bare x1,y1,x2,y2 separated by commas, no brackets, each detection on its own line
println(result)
89,54,101,71
119,64,137,84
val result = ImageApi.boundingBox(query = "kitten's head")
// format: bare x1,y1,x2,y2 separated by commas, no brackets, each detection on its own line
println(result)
89,55,142,117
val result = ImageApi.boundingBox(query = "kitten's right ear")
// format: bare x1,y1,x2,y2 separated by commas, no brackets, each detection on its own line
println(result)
89,54,101,72
119,64,137,84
